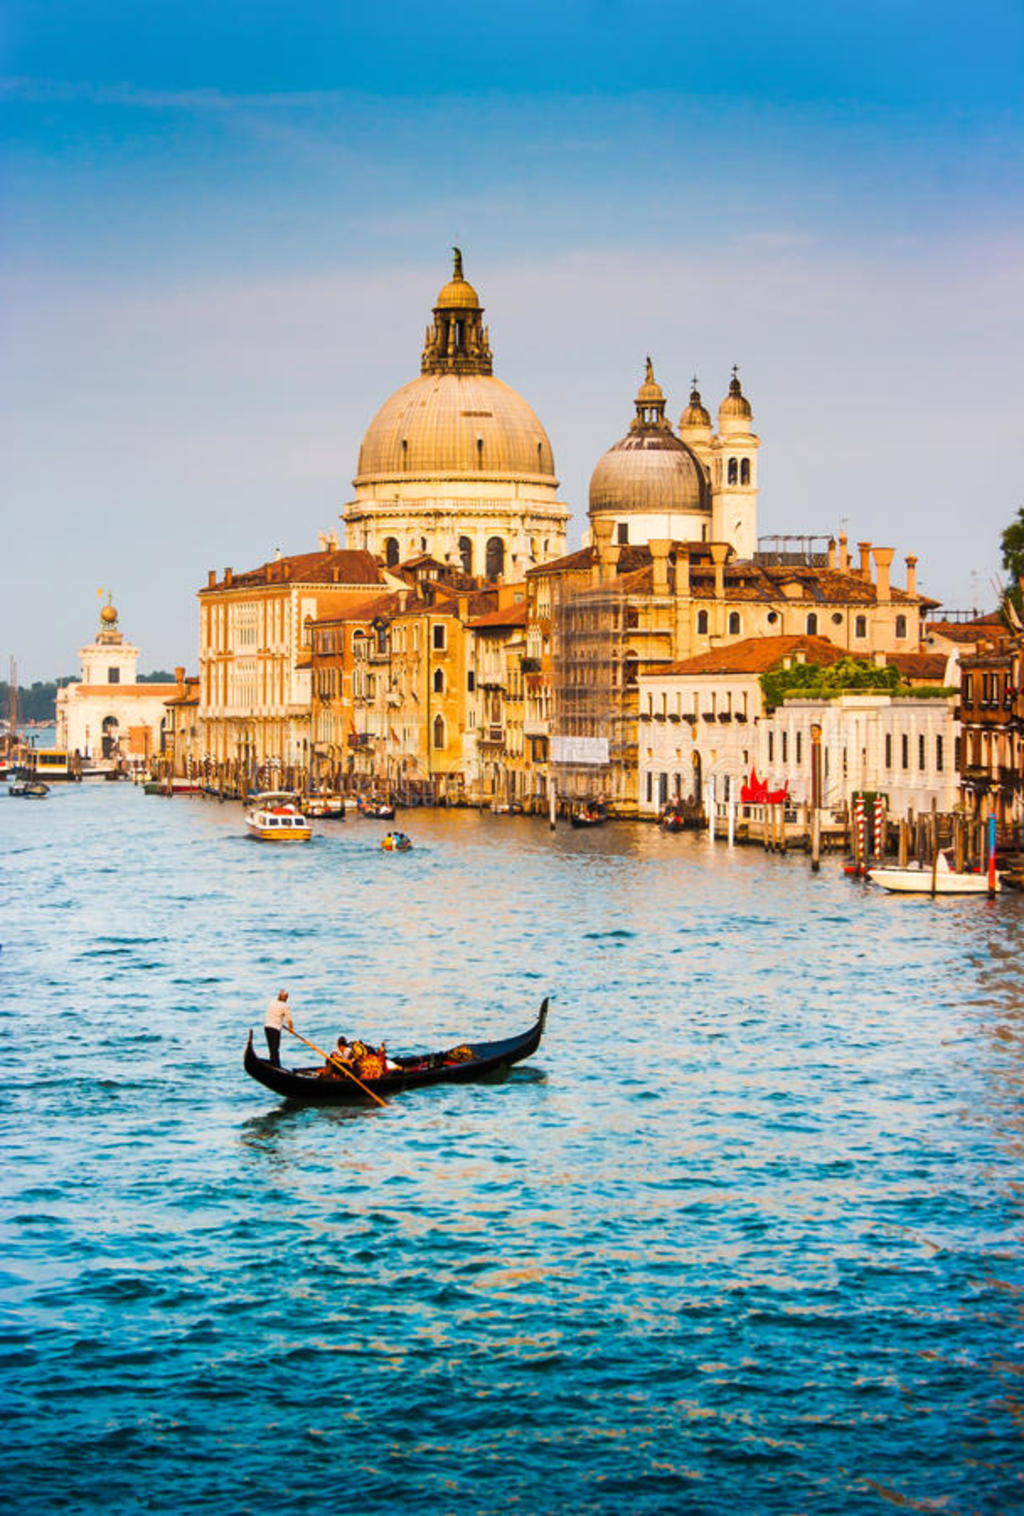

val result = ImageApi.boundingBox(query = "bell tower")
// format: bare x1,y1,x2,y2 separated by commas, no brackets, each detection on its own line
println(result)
710,367,760,559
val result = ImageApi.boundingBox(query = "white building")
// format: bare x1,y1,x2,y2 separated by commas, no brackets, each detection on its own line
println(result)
56,601,179,768
638,635,959,819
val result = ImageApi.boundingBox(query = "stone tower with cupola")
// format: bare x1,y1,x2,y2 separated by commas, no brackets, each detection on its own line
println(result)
708,368,760,559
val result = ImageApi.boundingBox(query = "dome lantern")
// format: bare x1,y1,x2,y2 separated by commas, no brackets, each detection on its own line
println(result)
421,247,493,376
679,376,711,433
631,356,672,432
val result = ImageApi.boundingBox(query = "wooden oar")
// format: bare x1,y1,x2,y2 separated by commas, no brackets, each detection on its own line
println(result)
285,1026,387,1108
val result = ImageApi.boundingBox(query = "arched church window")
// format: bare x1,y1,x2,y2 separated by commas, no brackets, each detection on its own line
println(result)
855,616,867,638
485,537,505,580
806,613,818,635
384,538,400,568
728,612,741,636
459,536,473,575
697,610,709,635
740,458,751,485
728,457,738,485
895,615,907,639
622,654,638,688
433,668,444,694
433,715,445,750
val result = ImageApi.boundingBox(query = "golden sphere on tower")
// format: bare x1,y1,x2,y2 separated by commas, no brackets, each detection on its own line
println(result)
100,603,118,625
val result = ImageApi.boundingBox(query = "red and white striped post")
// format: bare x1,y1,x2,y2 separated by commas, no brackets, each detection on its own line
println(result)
873,794,884,862
854,794,866,874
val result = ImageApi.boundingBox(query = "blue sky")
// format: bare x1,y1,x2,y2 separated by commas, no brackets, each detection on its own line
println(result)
3,2,1022,679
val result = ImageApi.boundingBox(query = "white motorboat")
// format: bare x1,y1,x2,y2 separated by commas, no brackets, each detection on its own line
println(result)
867,851,999,895
245,791,312,843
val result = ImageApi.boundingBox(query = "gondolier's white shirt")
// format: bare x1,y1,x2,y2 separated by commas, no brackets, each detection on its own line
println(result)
265,997,292,1030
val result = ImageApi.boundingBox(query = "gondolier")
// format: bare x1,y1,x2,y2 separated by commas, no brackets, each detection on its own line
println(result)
264,989,294,1066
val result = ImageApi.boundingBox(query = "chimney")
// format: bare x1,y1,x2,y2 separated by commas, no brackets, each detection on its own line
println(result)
857,542,872,581
872,547,894,601
224,567,233,586
283,563,291,580
709,542,729,600
265,563,272,582
175,666,185,689
905,555,917,596
318,531,327,551
591,519,619,585
458,596,468,620
398,589,410,612
838,532,849,573
331,568,339,583
649,538,671,595
674,545,690,597
828,537,837,570
328,530,339,550
207,570,216,589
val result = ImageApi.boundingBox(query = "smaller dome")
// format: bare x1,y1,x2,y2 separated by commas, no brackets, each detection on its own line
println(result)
679,379,711,431
719,367,752,423
435,246,480,309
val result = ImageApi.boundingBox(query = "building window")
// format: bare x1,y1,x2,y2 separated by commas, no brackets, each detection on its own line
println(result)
918,733,926,770
622,655,638,687
384,537,400,568
936,735,943,771
782,731,788,763
796,731,802,765
645,771,653,803
107,668,120,684
458,536,473,575
432,624,446,651
740,458,751,485
768,731,774,762
895,615,907,639
697,610,709,635
954,737,961,770
433,668,444,693
485,537,505,580
467,671,475,693
855,616,867,638
728,612,741,636
728,457,738,485
885,733,892,768
433,715,445,750
806,613,818,636
617,522,629,545
901,733,909,770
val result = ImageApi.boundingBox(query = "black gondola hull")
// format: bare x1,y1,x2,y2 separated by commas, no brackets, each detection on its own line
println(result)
244,1000,548,1104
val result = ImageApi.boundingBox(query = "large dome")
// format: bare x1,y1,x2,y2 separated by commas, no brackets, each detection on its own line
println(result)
355,372,556,483
589,361,709,516
590,431,708,514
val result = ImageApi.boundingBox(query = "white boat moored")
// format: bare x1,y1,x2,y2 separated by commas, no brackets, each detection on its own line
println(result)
867,851,999,895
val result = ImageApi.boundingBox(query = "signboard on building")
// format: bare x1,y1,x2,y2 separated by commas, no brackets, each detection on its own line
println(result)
550,735,610,766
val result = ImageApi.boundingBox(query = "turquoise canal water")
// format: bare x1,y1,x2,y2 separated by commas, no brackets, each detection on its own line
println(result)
3,786,1023,1513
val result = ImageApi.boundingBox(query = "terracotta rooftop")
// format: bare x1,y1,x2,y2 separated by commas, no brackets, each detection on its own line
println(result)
925,616,1000,644
310,592,407,628
469,604,528,630
887,652,950,682
649,635,847,677
202,550,385,593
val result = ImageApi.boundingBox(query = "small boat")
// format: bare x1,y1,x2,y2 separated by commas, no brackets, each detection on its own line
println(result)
244,999,549,1104
571,800,608,828
305,793,347,820
9,778,50,798
358,798,396,820
245,791,312,842
867,851,1000,895
381,830,412,852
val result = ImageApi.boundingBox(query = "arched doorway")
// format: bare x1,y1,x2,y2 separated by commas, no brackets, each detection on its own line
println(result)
102,715,120,760
384,537,400,568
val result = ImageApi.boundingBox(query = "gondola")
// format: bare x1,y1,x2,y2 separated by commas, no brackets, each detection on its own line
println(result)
244,999,548,1104
571,801,608,828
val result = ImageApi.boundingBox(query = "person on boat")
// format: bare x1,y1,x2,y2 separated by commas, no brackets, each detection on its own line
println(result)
263,989,293,1067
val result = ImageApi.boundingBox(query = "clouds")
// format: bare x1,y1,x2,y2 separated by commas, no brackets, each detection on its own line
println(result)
1,3,1021,678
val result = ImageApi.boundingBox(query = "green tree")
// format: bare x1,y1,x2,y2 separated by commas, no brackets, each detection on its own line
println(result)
1001,506,1024,624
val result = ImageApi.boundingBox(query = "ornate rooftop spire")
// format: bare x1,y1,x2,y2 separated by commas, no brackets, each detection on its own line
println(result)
421,250,493,376
631,357,671,431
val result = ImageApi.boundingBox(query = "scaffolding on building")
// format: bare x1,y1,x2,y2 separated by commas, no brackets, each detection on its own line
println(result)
549,578,631,806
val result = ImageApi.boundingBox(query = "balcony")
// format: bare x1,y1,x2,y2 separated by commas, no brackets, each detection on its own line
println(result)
478,725,506,746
